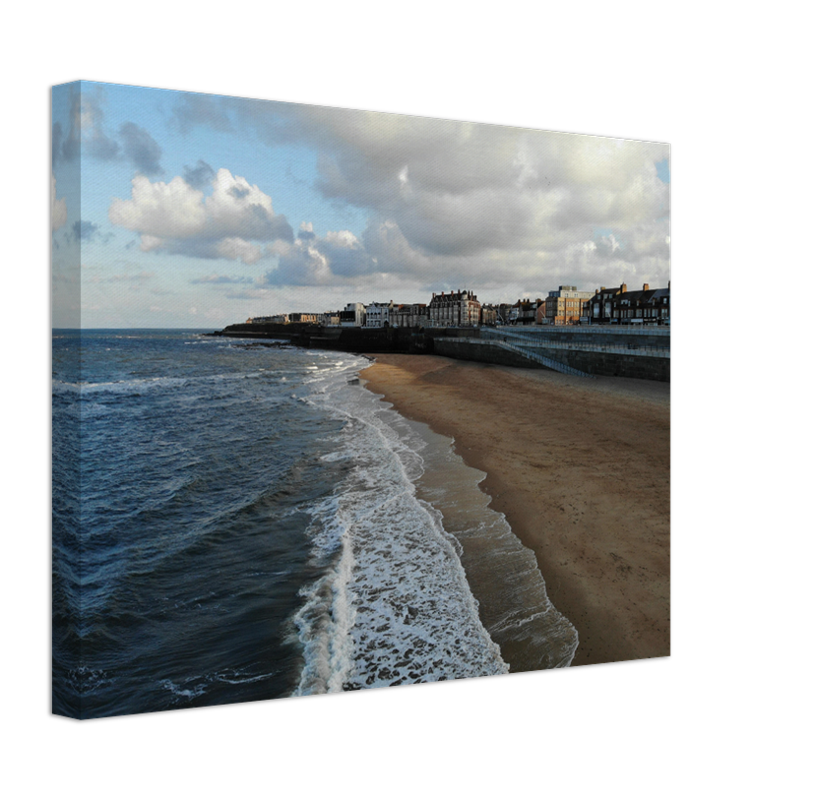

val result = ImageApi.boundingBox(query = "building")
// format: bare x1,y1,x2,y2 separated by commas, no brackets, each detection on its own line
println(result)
539,286,594,325
339,302,367,327
247,314,288,324
637,286,670,323
428,290,481,327
288,312,319,325
391,303,429,328
589,283,670,324
610,283,670,324
510,298,543,325
590,285,626,324
480,304,499,326
365,301,395,328
496,303,515,325
320,311,341,326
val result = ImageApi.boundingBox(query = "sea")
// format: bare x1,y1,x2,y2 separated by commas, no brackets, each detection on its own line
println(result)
52,329,577,718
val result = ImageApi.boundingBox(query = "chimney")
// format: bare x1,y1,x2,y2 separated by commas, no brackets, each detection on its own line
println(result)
600,287,606,292
621,283,627,293
643,283,649,291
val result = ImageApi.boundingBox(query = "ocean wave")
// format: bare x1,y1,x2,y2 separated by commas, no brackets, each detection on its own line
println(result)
291,360,509,694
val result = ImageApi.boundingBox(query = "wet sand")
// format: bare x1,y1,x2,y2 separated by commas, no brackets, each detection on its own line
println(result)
360,353,670,668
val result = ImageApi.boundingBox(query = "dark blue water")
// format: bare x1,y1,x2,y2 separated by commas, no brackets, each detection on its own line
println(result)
53,329,576,719
52,330,360,717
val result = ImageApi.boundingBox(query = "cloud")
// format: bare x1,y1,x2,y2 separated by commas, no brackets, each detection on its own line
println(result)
54,86,166,176
108,168,293,264
204,169,293,241
110,176,206,240
317,229,378,277
594,232,623,257
361,218,429,275
242,102,669,287
71,219,99,241
72,89,121,161
109,270,155,284
119,122,163,176
183,159,216,190
215,237,263,264
51,87,111,167
265,237,331,286
262,226,377,286
52,122,63,167
297,222,316,241
51,174,67,231
618,219,671,268
165,94,671,292
171,93,234,135
190,273,254,285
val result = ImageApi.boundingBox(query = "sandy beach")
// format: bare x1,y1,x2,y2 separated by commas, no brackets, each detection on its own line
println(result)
361,353,670,669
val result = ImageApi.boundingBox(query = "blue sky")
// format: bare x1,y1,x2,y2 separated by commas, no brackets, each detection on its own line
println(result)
51,81,670,328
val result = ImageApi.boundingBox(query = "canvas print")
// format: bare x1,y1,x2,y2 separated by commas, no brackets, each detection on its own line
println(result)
51,81,670,719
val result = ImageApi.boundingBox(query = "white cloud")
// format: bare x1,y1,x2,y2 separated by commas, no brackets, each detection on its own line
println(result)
139,234,164,252
266,238,331,286
595,233,622,256
108,168,293,263
324,230,358,247
158,96,672,293
215,237,263,265
362,218,430,276
204,169,284,241
241,105,670,289
263,225,378,286
110,175,206,240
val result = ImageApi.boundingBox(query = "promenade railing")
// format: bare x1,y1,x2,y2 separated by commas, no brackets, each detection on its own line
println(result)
483,324,670,337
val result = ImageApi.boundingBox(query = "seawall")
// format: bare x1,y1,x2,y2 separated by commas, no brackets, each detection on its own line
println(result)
211,322,431,353
433,337,671,383
211,324,670,382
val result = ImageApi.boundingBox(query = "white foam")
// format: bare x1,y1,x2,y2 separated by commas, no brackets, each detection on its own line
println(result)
291,355,509,694
403,415,579,670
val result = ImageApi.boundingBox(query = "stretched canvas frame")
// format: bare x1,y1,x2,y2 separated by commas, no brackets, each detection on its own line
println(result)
52,81,670,718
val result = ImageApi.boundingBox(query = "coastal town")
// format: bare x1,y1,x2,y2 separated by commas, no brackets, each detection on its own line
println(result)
245,282,671,329
220,279,672,383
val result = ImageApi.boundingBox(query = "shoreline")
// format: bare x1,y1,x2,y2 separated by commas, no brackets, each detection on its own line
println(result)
360,353,670,669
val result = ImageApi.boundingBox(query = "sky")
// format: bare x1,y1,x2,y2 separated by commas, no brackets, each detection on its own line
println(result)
51,81,670,329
